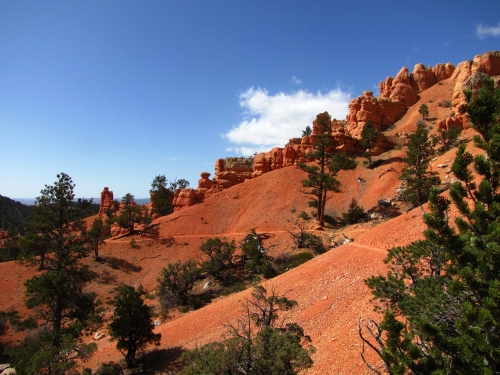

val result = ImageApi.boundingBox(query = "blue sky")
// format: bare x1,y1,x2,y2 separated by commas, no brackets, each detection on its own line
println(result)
1,1,499,199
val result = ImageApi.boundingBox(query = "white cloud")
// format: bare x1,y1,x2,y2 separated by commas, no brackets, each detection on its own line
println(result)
476,23,500,39
290,75,302,84
223,87,351,156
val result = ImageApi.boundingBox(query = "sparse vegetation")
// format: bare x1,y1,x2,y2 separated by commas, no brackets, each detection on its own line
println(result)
288,222,325,253
431,124,462,152
437,99,452,108
181,286,314,375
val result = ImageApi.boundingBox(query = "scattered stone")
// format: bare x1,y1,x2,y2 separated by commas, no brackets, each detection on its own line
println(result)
370,213,379,220
203,281,212,290
378,199,391,207
437,163,448,168
154,319,162,326
94,331,105,340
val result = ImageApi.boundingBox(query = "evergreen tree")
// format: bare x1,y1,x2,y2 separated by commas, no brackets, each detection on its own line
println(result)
199,238,236,282
418,103,429,121
361,76,500,374
108,284,161,368
400,123,440,209
86,217,105,260
342,198,368,225
150,175,173,217
14,173,97,374
361,120,378,168
157,260,201,308
117,194,150,233
297,112,357,226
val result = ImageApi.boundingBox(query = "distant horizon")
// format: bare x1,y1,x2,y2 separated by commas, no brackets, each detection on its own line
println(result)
9,197,151,206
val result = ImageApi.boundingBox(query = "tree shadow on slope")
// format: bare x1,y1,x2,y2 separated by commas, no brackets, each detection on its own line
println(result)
96,268,119,285
102,256,142,273
133,347,186,374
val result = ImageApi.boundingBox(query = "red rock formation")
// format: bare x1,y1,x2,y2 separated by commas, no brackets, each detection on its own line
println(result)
412,63,436,92
389,67,418,107
213,157,254,187
452,51,500,111
110,222,128,237
172,189,196,211
98,187,114,215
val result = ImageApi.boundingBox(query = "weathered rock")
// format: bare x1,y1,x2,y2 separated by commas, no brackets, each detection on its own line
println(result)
198,172,214,190
412,63,436,92
389,67,418,107
172,189,196,211
452,51,500,112
98,187,114,215
110,222,128,237
214,157,254,188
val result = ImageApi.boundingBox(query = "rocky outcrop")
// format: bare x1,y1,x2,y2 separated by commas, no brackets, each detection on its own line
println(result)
213,157,254,187
347,62,456,141
110,222,128,237
172,188,197,211
436,115,465,131
451,51,500,111
98,187,114,215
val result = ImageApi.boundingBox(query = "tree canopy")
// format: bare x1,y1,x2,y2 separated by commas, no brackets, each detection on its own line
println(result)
361,76,500,375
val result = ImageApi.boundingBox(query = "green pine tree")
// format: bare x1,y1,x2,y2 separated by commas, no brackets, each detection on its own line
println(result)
297,112,357,226
108,284,161,368
400,123,440,210
361,76,500,374
14,173,97,374
361,120,378,168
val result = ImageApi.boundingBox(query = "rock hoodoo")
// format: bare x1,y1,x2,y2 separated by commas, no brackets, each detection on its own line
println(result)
98,187,114,215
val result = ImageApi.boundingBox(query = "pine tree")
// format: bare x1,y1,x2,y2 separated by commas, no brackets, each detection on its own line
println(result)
15,173,97,374
150,175,173,217
400,123,440,209
361,76,500,374
418,103,429,121
108,284,161,368
86,217,105,260
297,112,357,226
361,120,378,168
